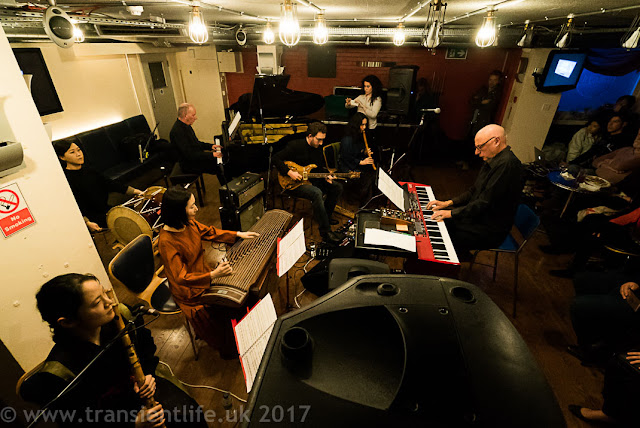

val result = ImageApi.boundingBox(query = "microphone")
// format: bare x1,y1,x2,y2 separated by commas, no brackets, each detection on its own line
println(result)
420,108,441,114
131,304,159,317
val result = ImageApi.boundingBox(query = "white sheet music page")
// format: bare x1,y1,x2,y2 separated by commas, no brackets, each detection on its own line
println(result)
364,228,416,252
233,293,278,393
277,219,306,277
377,168,405,211
228,111,242,138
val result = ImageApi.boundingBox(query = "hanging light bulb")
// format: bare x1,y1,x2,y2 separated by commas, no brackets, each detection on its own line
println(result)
188,4,208,44
555,13,574,49
71,20,84,43
517,19,532,47
263,20,275,44
493,24,501,46
313,11,328,45
393,22,406,46
475,6,496,48
422,0,447,50
622,15,640,50
279,0,300,47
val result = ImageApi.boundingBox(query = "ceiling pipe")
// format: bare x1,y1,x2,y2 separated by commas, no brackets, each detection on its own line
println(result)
400,1,430,22
444,0,524,24
295,0,322,13
504,4,640,27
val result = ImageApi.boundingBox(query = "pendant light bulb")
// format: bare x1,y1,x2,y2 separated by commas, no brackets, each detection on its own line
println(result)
555,13,574,49
621,15,640,50
517,20,530,47
313,12,329,45
279,0,300,47
188,5,208,44
475,7,496,48
263,20,275,44
393,22,406,46
72,20,84,43
422,0,446,50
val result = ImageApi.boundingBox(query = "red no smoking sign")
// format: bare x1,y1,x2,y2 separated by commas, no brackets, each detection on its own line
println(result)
0,183,36,238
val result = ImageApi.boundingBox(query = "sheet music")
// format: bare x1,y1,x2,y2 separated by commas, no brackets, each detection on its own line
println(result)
364,228,416,252
228,112,242,138
277,219,305,277
377,168,405,211
233,293,278,393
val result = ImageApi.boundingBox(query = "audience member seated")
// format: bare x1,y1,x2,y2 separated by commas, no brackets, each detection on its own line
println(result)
569,348,640,426
426,124,524,255
53,139,143,233
571,113,632,168
157,186,258,359
169,103,225,184
339,112,377,206
593,128,640,185
25,273,207,427
566,119,601,163
595,95,638,137
567,270,640,366
272,121,344,244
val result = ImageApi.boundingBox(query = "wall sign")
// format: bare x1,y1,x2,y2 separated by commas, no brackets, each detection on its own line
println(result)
445,48,468,60
0,183,36,238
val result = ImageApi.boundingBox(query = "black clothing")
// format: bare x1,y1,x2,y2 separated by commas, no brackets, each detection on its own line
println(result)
169,120,223,181
446,146,524,252
64,167,128,226
469,86,501,136
273,138,343,236
571,132,633,168
602,351,640,425
339,134,377,204
21,314,205,427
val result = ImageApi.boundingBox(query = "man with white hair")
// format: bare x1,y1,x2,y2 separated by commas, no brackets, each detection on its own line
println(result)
426,124,524,255
170,103,224,181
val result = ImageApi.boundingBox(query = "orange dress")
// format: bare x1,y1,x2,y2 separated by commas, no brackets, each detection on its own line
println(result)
158,219,241,354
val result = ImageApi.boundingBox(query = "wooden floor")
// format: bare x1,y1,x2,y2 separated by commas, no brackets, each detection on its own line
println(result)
98,162,603,428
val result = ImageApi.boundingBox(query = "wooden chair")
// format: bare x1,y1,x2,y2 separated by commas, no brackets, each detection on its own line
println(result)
109,234,199,359
323,141,341,173
468,204,540,318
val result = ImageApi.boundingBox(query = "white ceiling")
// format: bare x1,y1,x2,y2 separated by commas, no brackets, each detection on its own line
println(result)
2,0,640,45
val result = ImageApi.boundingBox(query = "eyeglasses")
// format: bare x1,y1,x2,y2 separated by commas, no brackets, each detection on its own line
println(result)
475,136,497,152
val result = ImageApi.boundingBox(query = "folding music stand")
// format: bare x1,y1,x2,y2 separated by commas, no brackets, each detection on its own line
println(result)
277,219,306,310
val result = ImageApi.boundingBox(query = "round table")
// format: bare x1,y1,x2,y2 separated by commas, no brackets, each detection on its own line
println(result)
547,171,607,218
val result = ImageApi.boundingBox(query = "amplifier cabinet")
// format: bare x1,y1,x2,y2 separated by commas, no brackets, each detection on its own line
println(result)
219,195,264,231
219,172,265,209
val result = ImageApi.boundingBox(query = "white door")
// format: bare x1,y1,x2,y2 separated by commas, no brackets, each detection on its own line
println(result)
141,55,177,140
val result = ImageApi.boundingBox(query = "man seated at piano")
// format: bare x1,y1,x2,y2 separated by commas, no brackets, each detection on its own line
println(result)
273,121,344,245
426,124,524,256
339,112,377,206
157,186,259,359
169,103,225,183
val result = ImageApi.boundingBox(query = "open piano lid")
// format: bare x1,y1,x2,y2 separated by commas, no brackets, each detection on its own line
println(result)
249,74,325,120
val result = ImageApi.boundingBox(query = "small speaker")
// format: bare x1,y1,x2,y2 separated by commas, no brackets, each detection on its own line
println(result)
44,7,75,49
236,28,247,46
386,66,419,116
219,196,264,231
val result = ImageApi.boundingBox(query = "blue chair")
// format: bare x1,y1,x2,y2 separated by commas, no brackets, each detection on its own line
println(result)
468,204,540,318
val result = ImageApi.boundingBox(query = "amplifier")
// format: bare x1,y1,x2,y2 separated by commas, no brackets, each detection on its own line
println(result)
219,196,264,231
219,172,264,209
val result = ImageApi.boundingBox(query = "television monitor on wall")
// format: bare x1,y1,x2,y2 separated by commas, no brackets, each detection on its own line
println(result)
535,50,587,93
12,48,63,116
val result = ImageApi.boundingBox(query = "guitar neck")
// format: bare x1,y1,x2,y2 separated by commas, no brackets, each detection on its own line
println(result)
307,173,351,178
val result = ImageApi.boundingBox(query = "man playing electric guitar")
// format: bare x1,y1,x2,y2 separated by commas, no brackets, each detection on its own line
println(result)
273,121,344,244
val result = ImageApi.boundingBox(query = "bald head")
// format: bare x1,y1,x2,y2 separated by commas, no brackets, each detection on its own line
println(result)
474,124,507,161
178,103,197,125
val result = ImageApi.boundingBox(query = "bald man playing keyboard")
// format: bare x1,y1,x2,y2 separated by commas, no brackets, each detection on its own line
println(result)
426,124,524,256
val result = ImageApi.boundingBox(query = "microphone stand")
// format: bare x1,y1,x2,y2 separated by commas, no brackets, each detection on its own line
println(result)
388,112,426,181
255,78,273,210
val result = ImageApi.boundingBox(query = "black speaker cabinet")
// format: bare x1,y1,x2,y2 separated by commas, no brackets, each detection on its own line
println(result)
242,275,565,428
386,65,419,116
219,196,264,231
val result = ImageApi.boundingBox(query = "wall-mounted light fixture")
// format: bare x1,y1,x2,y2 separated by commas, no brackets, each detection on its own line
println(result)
555,13,574,49
393,22,406,46
279,0,301,47
422,0,446,50
188,4,208,44
475,6,496,48
313,11,328,45
622,15,640,49
263,20,275,44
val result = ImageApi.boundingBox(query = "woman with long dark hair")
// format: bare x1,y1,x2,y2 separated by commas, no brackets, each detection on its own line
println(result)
339,112,377,205
157,186,258,359
345,75,383,131
23,273,207,427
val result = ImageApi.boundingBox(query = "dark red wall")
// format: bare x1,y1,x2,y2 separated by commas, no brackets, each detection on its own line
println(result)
225,46,522,141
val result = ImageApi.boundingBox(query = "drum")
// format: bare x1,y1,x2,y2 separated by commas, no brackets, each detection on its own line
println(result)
106,186,165,246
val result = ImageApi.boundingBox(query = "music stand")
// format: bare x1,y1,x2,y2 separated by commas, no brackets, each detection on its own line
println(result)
277,219,306,310
388,108,439,180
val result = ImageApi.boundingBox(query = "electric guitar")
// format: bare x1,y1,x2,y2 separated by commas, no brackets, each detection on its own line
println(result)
279,161,360,191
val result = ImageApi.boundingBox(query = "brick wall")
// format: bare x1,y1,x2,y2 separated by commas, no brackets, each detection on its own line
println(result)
225,46,522,141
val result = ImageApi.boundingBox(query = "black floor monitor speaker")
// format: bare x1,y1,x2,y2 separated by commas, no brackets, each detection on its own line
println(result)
386,65,419,116
242,275,565,427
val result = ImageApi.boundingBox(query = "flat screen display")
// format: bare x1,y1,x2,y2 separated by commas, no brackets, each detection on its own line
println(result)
541,51,587,91
12,48,63,116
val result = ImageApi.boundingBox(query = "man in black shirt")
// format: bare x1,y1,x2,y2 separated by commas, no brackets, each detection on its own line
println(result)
571,113,631,168
273,122,344,244
427,124,524,254
169,103,224,182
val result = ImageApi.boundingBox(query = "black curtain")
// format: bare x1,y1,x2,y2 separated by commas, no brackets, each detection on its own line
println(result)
585,48,640,76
